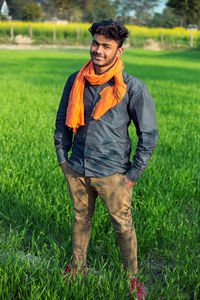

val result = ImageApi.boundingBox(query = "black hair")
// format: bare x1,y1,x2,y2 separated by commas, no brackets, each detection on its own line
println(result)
89,19,129,48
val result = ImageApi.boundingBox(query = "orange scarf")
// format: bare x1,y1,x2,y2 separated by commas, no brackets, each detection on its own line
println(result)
65,57,126,133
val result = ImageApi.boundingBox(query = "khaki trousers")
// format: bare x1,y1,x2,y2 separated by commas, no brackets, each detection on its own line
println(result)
64,164,138,277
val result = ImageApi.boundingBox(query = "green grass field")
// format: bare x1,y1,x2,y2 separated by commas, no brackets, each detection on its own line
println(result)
0,47,200,299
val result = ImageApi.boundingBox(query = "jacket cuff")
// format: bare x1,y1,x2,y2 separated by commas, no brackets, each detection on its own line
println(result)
56,148,68,165
124,166,143,183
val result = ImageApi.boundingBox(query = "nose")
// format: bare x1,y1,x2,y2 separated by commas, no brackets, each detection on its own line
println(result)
94,44,103,54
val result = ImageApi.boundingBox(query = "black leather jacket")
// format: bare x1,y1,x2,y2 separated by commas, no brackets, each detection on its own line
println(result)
54,71,158,182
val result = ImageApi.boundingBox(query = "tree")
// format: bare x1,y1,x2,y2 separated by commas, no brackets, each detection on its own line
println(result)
7,0,43,20
117,0,160,25
54,0,118,23
149,7,181,28
6,0,27,19
82,0,118,22
167,0,200,26
38,0,57,20
53,0,83,21
22,2,42,21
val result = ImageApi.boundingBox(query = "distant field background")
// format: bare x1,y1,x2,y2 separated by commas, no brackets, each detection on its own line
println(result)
1,21,200,48
0,48,200,299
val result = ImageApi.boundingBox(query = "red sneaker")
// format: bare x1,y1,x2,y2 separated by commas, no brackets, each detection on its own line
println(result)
63,264,88,281
130,278,147,299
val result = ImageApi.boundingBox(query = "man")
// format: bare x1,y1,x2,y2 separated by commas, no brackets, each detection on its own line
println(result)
54,20,158,299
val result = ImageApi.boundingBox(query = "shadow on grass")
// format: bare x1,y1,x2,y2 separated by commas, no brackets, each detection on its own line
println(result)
27,53,200,87
125,47,200,62
1,48,200,88
2,55,200,88
125,63,200,85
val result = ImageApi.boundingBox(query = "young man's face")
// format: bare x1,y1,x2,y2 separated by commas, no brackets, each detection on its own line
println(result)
90,34,123,74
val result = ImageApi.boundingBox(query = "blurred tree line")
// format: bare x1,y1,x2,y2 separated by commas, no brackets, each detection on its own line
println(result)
1,0,200,27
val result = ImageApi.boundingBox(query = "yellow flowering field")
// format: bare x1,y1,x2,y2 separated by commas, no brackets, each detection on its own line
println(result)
128,25,200,46
0,21,199,47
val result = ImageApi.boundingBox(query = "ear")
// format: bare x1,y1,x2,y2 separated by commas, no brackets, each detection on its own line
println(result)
116,47,124,58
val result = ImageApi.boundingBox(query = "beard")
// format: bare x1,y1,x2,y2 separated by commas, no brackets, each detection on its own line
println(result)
90,48,118,68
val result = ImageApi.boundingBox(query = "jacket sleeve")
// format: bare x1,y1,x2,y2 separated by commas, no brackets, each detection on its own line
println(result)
125,81,158,182
54,74,76,165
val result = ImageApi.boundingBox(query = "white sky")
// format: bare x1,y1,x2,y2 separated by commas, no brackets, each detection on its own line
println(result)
128,0,168,16
154,0,168,14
